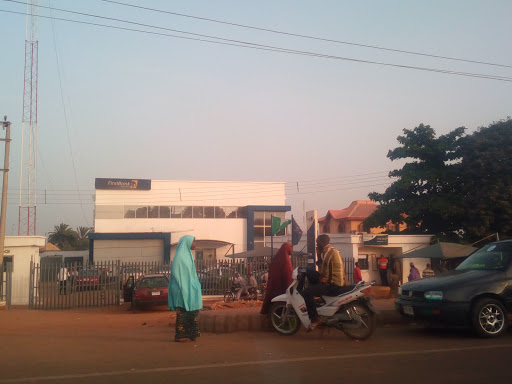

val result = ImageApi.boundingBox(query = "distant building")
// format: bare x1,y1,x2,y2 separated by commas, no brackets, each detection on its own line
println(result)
318,200,407,235
89,178,290,263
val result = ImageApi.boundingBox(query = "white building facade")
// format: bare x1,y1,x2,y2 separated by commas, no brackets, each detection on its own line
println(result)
4,236,45,305
90,178,290,263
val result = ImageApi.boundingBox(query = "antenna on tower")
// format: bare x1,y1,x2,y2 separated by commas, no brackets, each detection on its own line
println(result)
19,0,39,235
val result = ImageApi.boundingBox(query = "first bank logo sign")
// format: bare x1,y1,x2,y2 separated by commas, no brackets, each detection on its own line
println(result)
95,178,151,190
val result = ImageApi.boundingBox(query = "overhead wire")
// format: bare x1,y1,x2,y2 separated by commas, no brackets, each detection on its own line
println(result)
1,8,511,82
48,1,91,226
96,0,512,69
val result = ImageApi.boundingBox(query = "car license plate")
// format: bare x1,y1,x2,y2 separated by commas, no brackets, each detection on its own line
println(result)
403,305,414,316
151,291,161,296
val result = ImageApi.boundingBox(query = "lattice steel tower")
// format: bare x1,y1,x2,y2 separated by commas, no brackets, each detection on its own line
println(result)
19,0,39,235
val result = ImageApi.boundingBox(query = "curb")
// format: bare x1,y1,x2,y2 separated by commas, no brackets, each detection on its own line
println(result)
198,308,407,333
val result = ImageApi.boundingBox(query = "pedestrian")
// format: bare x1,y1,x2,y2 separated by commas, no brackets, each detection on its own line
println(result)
260,242,293,315
378,255,388,286
57,265,69,295
168,235,202,342
69,267,78,292
248,272,258,297
422,263,435,278
353,261,363,283
408,262,421,281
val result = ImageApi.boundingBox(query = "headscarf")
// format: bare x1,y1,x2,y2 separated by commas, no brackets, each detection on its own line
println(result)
260,242,293,314
168,235,203,311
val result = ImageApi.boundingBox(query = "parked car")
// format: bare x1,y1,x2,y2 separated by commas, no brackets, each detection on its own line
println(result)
395,240,512,337
76,269,100,290
120,266,144,288
123,273,169,310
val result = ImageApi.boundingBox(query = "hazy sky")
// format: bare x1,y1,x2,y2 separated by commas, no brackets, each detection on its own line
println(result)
1,0,511,237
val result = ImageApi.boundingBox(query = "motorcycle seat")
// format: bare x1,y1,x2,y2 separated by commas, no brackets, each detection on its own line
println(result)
327,284,357,296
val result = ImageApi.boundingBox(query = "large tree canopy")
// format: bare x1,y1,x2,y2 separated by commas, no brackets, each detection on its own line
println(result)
364,119,512,241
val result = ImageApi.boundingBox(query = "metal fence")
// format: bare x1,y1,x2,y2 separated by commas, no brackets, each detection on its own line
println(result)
0,263,13,309
29,256,354,310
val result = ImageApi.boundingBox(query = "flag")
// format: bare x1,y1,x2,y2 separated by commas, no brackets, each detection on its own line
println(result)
291,216,303,246
271,216,291,236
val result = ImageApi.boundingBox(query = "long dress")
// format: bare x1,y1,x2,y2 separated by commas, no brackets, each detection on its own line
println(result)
260,243,293,315
168,235,203,340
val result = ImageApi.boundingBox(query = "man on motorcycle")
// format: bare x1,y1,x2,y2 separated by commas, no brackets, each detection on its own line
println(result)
302,234,346,331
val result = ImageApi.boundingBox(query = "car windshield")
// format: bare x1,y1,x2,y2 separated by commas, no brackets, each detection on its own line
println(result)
139,277,168,288
456,242,512,271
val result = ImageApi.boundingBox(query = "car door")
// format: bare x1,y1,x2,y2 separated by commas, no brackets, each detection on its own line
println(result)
123,276,135,302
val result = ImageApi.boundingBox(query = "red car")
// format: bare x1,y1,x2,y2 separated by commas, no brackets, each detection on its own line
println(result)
75,269,100,290
123,274,169,310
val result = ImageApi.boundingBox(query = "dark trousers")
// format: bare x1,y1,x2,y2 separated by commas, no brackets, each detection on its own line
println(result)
379,269,388,286
301,282,330,322
59,280,67,294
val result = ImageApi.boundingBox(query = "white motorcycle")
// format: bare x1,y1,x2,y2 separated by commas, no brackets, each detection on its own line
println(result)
270,267,377,340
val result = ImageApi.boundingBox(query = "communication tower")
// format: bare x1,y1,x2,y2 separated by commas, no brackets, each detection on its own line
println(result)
19,0,39,235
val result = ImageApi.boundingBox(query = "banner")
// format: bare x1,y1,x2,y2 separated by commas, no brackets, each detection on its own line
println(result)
291,216,303,246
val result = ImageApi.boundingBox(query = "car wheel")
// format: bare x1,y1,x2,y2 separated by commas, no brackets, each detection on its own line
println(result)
472,298,508,338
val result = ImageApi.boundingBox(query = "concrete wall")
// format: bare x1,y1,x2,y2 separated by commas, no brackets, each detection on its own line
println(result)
4,236,46,305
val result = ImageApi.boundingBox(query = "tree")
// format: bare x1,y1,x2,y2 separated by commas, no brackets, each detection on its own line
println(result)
458,119,512,240
364,119,512,241
363,123,466,239
47,224,79,251
76,226,93,250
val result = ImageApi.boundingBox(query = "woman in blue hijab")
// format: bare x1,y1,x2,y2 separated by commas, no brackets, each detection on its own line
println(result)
168,235,203,342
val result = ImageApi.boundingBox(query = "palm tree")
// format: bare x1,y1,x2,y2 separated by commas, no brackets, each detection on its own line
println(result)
76,226,92,240
47,224,78,250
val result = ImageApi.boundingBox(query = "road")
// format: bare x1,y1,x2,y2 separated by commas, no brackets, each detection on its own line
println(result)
1,308,511,384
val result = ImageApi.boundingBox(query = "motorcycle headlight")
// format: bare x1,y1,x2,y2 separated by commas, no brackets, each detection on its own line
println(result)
424,291,443,301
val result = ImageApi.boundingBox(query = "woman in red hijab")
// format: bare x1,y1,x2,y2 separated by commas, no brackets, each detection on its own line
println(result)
260,242,293,315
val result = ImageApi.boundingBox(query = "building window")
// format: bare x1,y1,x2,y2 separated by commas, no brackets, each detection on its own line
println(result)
124,206,136,218
148,206,159,218
204,207,214,218
338,222,345,233
215,207,226,218
253,211,286,248
323,225,329,233
193,206,204,218
136,206,148,218
171,206,182,218
160,206,171,218
95,205,124,219
182,207,192,218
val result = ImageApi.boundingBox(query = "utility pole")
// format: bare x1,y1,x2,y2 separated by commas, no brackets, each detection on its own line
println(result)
0,116,12,265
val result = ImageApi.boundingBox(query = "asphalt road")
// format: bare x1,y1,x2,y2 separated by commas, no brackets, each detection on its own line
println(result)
1,311,511,384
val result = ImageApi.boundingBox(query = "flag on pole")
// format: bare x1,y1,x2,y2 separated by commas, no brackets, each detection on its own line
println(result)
271,216,291,236
291,216,303,246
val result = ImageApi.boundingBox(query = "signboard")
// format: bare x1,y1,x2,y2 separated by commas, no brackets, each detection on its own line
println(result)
363,235,388,246
306,210,318,270
95,178,151,190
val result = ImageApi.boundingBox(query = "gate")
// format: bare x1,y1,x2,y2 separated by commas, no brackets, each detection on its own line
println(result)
28,256,356,309
0,263,13,309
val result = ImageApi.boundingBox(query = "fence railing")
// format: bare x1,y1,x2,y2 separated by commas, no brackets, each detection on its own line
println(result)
29,256,354,310
0,263,12,309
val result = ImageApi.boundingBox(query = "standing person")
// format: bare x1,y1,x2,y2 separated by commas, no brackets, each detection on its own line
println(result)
302,235,345,331
408,262,421,281
69,267,78,292
247,273,258,298
378,255,388,286
57,265,69,295
168,235,202,342
260,242,293,315
422,263,435,278
353,261,363,283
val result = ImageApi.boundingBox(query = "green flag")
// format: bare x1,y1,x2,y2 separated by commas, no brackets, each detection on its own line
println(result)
271,216,292,236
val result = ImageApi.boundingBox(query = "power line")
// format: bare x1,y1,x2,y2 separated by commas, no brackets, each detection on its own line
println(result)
1,8,511,82
48,1,90,227
96,0,512,69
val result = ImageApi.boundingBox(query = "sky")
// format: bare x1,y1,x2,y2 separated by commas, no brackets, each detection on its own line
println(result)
0,0,511,237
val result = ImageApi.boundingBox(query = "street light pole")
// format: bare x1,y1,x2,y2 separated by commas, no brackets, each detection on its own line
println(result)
0,116,12,265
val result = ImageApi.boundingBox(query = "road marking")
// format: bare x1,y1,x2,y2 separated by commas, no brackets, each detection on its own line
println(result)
1,343,512,383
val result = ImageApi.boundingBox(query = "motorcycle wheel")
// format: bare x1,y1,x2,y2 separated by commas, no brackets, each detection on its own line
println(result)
341,302,376,340
223,291,234,303
270,302,301,336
